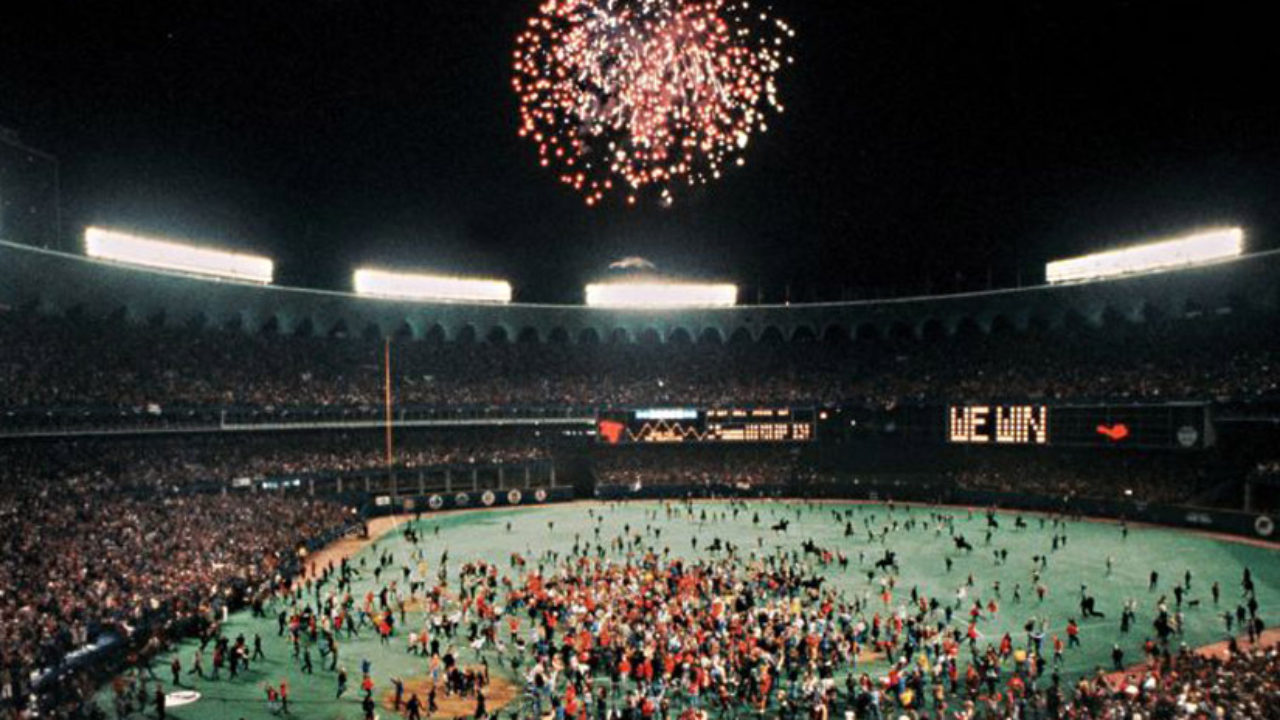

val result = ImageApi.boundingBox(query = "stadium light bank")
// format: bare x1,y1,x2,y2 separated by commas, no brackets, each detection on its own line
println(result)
353,268,513,304
1046,227,1244,285
585,281,738,309
84,227,274,284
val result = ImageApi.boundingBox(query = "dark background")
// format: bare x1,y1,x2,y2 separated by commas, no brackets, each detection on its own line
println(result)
1,1,1275,303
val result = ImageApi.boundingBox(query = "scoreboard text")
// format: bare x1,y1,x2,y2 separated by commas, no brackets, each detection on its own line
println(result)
948,405,1049,445
944,403,1207,449
597,407,815,444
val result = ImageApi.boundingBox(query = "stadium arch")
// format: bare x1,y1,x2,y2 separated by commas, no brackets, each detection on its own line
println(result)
758,326,785,345
260,315,281,335
820,323,849,343
326,319,349,338
790,325,817,343
185,311,209,332
854,322,880,342
636,327,663,345
988,314,1016,337
486,325,512,344
887,320,913,342
697,326,725,345
1098,306,1127,330
1023,312,1050,336
919,317,946,341
953,316,982,340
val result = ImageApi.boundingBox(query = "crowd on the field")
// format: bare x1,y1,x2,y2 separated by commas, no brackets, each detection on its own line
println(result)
1098,641,1279,720
0,480,353,718
254,500,1275,720
2,310,1278,414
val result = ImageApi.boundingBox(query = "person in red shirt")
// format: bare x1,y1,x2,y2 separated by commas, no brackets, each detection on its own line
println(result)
1007,674,1025,698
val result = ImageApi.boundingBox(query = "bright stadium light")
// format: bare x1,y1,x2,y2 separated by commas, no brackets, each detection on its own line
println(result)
1046,227,1244,285
353,268,513,303
84,227,274,284
585,281,738,308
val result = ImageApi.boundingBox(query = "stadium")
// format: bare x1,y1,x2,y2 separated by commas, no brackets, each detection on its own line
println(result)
3,3,1279,720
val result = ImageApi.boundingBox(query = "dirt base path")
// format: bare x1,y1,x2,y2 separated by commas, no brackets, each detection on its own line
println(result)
293,514,412,590
381,674,520,718
1101,627,1280,687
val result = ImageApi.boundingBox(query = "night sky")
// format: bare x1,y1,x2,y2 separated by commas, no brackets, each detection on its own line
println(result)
1,1,1276,303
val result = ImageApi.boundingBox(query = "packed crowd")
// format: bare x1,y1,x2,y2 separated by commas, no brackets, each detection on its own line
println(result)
947,452,1211,506
593,449,808,491
0,481,353,717
0,432,552,493
2,309,1278,414
1102,641,1278,719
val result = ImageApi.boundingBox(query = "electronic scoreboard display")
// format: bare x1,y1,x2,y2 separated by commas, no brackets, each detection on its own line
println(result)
596,407,816,444
946,403,1207,449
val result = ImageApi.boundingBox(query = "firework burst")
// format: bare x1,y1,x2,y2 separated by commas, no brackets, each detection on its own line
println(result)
513,0,794,206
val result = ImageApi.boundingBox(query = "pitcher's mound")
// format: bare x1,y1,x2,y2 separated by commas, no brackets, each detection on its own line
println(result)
382,673,519,717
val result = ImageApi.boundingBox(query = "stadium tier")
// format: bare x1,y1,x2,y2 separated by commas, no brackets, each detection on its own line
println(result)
2,241,1280,430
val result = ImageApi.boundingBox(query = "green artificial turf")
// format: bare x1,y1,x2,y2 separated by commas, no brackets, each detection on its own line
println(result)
98,500,1280,719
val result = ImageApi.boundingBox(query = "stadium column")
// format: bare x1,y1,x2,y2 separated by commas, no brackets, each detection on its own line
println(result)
445,469,452,492
524,466,531,489
417,471,425,497
498,466,505,489
471,468,479,491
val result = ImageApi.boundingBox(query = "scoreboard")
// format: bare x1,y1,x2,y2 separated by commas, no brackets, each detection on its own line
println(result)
946,403,1208,449
596,407,816,444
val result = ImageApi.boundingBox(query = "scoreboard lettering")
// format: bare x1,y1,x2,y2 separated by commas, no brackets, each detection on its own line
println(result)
949,405,1049,445
598,407,815,444
943,403,1207,449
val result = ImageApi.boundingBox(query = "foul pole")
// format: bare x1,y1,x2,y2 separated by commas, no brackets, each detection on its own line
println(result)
384,338,394,470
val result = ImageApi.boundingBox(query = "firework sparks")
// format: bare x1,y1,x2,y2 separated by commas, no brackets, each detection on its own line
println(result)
513,0,794,206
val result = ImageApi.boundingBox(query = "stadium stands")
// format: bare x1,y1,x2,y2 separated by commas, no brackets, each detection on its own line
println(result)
1,306,1277,425
1,239,1278,719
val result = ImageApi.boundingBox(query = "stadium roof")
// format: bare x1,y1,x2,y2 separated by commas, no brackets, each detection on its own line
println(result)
3,238,1277,344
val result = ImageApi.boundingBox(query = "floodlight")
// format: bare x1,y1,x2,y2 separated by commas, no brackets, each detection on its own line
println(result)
585,281,737,308
353,268,512,303
84,227,274,283
1046,227,1243,284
